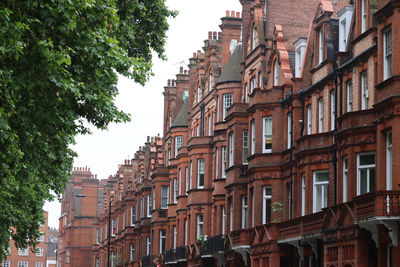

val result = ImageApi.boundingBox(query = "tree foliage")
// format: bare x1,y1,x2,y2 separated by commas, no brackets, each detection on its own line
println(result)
0,0,175,260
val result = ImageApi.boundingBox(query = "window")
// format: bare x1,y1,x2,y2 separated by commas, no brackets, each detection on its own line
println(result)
263,117,272,153
216,96,219,122
384,27,392,80
343,157,348,202
18,263,28,267
130,206,135,226
273,60,279,86
146,237,151,256
222,206,226,235
215,147,219,178
37,233,44,242
35,263,43,267
250,76,256,93
228,132,234,167
3,262,10,267
258,71,262,88
66,250,70,264
307,104,312,134
318,27,323,64
221,147,226,178
159,230,166,253
301,173,306,216
96,228,100,244
173,178,177,203
130,244,135,262
251,120,255,155
242,196,248,229
347,80,352,112
112,218,116,236
229,201,233,231
173,226,177,248
338,7,353,52
223,94,233,120
178,169,182,196
104,224,107,239
197,159,205,188
208,115,212,135
168,148,171,164
252,24,257,50
189,161,193,189
262,186,272,224
36,248,43,257
313,171,329,212
287,112,292,149
147,194,152,217
18,248,28,256
243,83,248,103
330,91,335,130
161,186,169,208
361,71,368,110
209,69,213,90
123,211,125,229
111,251,115,267
185,167,189,194
175,136,182,157
60,237,62,249
318,98,324,133
96,258,100,267
197,214,204,238
243,130,249,164
361,0,366,33
387,131,392,190
184,219,188,245
294,38,307,77
197,82,201,103
357,153,375,195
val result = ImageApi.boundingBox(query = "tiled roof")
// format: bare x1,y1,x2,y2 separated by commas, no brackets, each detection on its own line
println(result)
216,44,242,85
172,99,189,127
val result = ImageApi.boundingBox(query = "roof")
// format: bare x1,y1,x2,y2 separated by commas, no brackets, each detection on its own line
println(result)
171,99,189,127
47,241,58,257
216,44,242,85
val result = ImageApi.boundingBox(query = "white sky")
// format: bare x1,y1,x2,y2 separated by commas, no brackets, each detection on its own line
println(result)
44,0,242,229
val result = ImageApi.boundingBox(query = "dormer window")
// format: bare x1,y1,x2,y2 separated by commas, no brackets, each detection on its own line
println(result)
318,27,323,64
294,38,307,78
273,60,279,86
361,0,367,33
252,24,257,50
338,7,353,52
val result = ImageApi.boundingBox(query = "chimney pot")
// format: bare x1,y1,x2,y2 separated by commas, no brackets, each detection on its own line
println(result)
236,12,240,18
226,10,229,17
193,52,196,58
184,70,187,74
218,32,222,40
208,31,212,39
231,11,235,17
168,79,170,86
213,31,217,39
180,66,183,74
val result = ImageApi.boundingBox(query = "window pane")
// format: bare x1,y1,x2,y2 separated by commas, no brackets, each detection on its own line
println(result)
360,154,375,165
360,169,368,194
265,199,271,223
316,172,329,182
370,169,375,192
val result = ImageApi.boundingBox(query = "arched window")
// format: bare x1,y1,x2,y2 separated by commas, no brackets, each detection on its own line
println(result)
252,24,257,50
273,60,279,86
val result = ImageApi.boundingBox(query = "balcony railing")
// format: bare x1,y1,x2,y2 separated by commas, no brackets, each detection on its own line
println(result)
175,246,187,260
165,249,176,262
142,255,151,267
354,190,400,220
206,235,225,254
231,229,252,248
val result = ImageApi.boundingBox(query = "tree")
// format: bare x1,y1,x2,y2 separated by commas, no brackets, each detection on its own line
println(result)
0,0,175,260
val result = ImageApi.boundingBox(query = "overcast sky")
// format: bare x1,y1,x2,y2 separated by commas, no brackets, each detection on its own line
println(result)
44,0,242,229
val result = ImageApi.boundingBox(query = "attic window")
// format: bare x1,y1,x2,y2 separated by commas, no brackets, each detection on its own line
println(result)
252,24,258,50
294,38,306,78
338,7,353,52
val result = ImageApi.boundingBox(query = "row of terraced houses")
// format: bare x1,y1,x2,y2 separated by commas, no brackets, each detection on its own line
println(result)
58,0,400,266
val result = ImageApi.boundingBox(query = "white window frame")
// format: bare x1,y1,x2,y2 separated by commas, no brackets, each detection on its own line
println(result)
18,263,28,267
361,71,368,110
318,27,323,64
130,206,135,226
178,168,182,196
184,219,188,246
146,237,151,256
96,228,100,244
221,146,226,178
208,115,212,135
35,263,43,267
36,247,43,257
229,201,233,232
307,104,312,134
252,24,257,50
197,214,204,238
159,230,166,253
361,0,366,33
243,130,249,164
197,159,205,188
173,178,177,203
161,186,169,209
229,132,234,167
209,69,213,91
185,167,189,194
258,71,262,88
147,194,152,217
357,153,376,195
384,27,392,80
215,147,219,178
173,225,177,249
96,258,100,267
343,157,348,202
197,82,201,103
294,38,307,77
318,98,324,133
242,196,248,229
18,248,29,256
3,261,10,267
262,186,272,224
262,117,272,153
287,112,292,149
222,206,226,235
347,80,352,112
223,94,233,120
130,244,135,262
273,60,279,86
175,136,182,157
313,171,329,212
330,91,335,130
251,120,256,155
250,76,256,93
387,131,392,190
243,83,248,103
189,161,193,189
301,173,306,216
216,96,219,122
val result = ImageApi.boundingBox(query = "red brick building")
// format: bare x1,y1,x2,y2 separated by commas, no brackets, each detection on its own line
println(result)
1,212,48,267
86,0,400,266
58,167,103,267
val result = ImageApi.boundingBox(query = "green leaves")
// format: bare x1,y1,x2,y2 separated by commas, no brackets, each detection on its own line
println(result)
0,0,175,261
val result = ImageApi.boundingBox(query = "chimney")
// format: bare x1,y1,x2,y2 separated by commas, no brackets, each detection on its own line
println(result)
213,31,217,39
231,11,235,17
226,10,230,17
236,12,241,18
180,66,183,74
208,31,212,39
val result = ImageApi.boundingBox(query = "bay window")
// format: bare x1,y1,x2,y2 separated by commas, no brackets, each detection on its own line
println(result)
357,153,375,195
263,117,272,153
313,171,329,212
197,159,204,188
262,186,272,224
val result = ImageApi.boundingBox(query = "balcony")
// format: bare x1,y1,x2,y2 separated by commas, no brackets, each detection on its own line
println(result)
165,249,176,264
206,235,225,254
175,246,187,261
353,190,400,219
230,229,251,249
279,211,325,241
